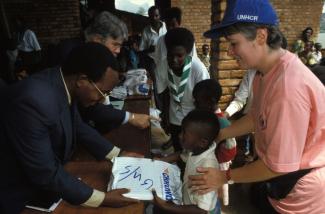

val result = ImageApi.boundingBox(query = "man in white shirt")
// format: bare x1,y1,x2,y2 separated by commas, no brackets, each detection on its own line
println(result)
139,6,167,60
224,69,256,118
139,6,167,108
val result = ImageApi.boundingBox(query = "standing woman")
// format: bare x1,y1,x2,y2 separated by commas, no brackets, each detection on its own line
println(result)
189,0,325,213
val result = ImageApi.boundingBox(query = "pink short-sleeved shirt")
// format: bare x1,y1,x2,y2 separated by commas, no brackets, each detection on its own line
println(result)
251,51,325,213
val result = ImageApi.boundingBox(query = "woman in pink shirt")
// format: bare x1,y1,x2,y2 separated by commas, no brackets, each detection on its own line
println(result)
189,0,325,213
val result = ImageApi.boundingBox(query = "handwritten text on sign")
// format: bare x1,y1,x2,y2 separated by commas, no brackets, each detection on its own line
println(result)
118,165,154,190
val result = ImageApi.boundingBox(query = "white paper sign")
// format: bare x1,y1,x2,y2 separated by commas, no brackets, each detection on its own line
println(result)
108,157,182,204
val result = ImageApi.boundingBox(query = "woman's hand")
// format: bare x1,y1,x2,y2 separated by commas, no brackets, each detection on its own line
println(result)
188,167,227,195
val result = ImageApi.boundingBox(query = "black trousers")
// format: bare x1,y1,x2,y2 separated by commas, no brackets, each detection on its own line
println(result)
250,182,278,214
170,124,182,152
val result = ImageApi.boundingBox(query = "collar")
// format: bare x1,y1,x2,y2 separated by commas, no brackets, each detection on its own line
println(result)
188,142,217,164
149,21,164,34
60,68,71,105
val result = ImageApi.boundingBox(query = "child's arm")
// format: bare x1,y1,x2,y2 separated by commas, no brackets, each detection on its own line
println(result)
152,190,207,214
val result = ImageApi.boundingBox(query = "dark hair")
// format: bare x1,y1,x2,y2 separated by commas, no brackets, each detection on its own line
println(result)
193,79,222,103
302,27,313,36
182,110,220,144
165,27,194,53
148,6,159,16
315,42,322,49
62,42,118,82
223,23,283,50
280,32,288,49
165,7,182,25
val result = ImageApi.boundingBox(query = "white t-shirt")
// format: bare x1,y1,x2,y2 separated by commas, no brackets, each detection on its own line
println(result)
139,22,167,59
169,57,210,126
153,35,198,94
182,142,219,211
17,29,41,52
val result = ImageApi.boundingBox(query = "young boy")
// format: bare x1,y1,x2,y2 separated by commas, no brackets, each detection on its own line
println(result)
193,79,237,206
161,27,210,152
153,109,220,213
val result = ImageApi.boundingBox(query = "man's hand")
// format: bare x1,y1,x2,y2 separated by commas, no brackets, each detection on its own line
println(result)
188,167,227,195
101,188,139,207
119,150,144,158
128,113,160,129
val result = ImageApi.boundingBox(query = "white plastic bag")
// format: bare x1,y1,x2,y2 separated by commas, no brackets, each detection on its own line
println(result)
108,157,182,204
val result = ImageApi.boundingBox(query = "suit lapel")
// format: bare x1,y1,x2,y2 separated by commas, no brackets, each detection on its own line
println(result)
51,69,74,162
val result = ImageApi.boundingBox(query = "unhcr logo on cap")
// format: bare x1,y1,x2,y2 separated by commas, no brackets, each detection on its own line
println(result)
237,14,258,22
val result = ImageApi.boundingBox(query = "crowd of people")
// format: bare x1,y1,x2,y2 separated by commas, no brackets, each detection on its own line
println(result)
0,0,325,214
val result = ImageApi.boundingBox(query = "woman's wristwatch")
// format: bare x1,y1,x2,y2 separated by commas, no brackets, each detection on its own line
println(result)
226,168,235,184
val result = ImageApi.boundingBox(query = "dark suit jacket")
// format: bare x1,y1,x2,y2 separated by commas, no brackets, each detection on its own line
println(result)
0,78,6,88
79,103,126,133
0,68,115,214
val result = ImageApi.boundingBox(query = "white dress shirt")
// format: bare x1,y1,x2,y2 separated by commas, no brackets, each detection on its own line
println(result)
139,21,167,59
225,70,256,117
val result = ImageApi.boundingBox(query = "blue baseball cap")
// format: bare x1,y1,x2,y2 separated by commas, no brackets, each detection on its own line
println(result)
204,0,278,38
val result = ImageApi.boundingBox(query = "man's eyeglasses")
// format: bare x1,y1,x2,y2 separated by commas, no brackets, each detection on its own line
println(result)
90,81,109,99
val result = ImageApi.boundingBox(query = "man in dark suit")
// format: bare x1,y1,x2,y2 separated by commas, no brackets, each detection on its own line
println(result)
0,43,139,214
52,11,155,133
0,78,6,88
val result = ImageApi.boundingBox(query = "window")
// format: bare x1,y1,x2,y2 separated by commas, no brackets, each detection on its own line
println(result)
115,0,155,16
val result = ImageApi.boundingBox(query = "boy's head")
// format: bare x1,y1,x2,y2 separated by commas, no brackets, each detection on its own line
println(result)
315,42,322,52
180,110,220,152
193,79,222,112
165,27,194,73
165,7,182,30
202,44,210,56
302,27,313,42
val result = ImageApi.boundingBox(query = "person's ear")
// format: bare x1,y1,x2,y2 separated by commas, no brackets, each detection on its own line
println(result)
256,28,268,45
92,35,104,43
75,74,88,88
200,138,209,149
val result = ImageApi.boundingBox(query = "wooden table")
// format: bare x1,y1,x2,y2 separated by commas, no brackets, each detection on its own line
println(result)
22,97,150,214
